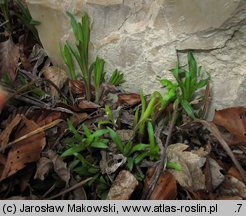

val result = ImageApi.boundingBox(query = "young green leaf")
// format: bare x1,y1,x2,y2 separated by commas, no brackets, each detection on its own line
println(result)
107,127,124,153
181,99,195,119
91,141,108,149
67,119,84,141
61,145,84,157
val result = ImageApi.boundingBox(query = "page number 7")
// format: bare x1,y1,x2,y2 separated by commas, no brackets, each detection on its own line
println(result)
236,204,242,213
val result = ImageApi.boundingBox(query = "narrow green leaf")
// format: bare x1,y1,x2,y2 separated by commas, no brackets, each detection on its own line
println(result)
181,99,195,119
188,51,197,78
61,145,84,157
107,127,124,153
197,78,209,89
67,120,84,141
127,157,134,171
130,143,148,154
91,142,108,149
147,122,156,152
134,152,149,164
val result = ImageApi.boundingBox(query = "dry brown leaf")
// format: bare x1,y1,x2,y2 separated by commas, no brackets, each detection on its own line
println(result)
216,196,242,200
198,120,246,184
100,151,126,175
69,113,88,126
78,100,100,110
167,143,206,191
117,93,141,106
42,66,67,97
69,80,86,95
219,175,246,199
144,168,177,200
208,158,225,190
107,170,138,200
0,114,22,151
34,157,52,181
31,110,62,127
228,166,244,182
0,117,46,181
48,150,70,185
213,107,246,143
0,38,20,81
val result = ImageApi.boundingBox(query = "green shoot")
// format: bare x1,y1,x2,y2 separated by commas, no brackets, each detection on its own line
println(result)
92,57,105,104
64,12,91,101
161,51,210,119
61,120,109,157
98,104,115,128
108,69,125,86
107,127,148,170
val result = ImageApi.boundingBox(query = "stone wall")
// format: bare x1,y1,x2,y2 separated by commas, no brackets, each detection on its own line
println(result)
27,0,246,118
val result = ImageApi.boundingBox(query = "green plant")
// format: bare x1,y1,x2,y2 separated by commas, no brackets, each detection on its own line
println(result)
0,0,40,43
62,120,109,157
61,12,91,100
15,0,41,43
107,127,148,170
92,57,105,103
98,104,115,128
134,122,159,163
61,12,125,103
108,69,125,86
134,92,160,138
134,87,176,138
160,51,209,119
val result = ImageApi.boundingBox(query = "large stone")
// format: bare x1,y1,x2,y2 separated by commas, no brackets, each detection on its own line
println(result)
26,0,246,118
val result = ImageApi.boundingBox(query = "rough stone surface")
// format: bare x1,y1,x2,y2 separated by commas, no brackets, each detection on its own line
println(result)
27,0,246,118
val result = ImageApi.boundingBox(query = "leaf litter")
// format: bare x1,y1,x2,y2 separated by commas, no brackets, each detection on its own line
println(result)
0,1,246,200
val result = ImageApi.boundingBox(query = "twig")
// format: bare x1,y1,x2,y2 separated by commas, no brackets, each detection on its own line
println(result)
47,177,92,200
202,81,210,118
141,103,179,199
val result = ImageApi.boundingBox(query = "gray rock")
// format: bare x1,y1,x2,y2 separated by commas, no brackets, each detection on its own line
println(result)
26,0,246,118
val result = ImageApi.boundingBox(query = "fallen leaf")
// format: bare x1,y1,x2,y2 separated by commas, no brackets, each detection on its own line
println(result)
228,166,243,182
0,38,20,81
69,80,86,96
144,167,177,200
100,151,127,175
0,114,22,151
69,113,88,126
198,120,246,184
29,44,49,75
48,150,70,185
219,175,246,199
42,66,67,98
28,110,62,127
167,143,206,191
213,107,246,143
216,196,242,200
34,157,52,181
107,170,138,200
78,100,100,110
208,158,225,190
0,117,46,181
117,93,141,106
